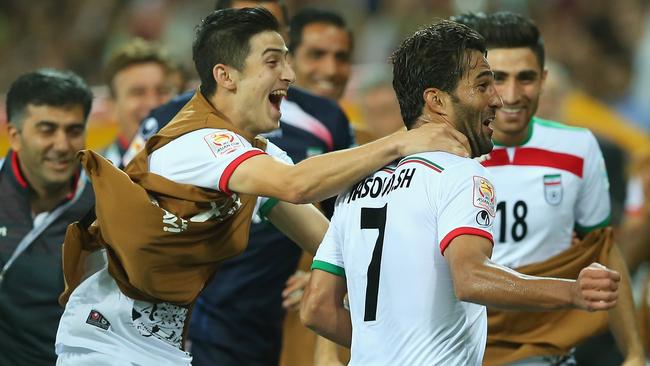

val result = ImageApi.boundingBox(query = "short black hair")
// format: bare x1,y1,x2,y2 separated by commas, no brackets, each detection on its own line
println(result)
451,12,545,70
391,20,486,128
193,7,280,97
214,0,289,27
6,68,93,128
288,8,352,53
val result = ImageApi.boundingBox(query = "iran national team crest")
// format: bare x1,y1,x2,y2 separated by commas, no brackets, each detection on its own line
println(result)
204,131,244,157
473,176,496,217
543,174,563,205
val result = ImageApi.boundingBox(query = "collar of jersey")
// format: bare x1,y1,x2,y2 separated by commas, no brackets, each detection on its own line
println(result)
492,117,536,147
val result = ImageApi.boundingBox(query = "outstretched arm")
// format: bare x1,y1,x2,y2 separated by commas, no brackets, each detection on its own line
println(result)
229,123,470,204
444,235,620,311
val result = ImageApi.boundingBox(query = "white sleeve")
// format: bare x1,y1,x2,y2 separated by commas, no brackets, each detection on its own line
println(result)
312,199,345,277
575,132,611,232
252,141,295,222
149,128,265,194
436,160,496,255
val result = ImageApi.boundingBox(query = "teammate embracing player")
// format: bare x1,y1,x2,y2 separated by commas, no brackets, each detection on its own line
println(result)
301,19,621,366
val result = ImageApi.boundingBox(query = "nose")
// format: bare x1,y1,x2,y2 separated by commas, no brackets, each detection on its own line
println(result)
489,85,504,109
321,55,338,77
52,129,72,153
498,78,520,106
282,62,296,84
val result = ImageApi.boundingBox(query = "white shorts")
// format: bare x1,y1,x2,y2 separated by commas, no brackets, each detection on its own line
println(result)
55,268,192,366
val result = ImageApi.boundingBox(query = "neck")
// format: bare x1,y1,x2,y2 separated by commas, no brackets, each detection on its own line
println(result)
18,162,72,215
209,92,256,137
492,126,530,147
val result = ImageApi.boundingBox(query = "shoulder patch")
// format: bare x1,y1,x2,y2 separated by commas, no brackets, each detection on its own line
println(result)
203,131,245,158
473,176,495,217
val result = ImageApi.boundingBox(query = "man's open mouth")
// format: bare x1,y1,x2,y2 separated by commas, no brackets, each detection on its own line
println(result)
269,89,287,110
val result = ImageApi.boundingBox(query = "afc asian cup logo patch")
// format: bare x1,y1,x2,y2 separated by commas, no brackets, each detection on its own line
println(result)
543,174,563,206
473,176,495,217
204,131,244,157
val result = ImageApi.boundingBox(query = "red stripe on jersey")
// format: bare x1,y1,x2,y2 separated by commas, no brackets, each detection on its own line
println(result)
218,150,266,195
440,227,493,255
481,147,584,177
11,151,28,188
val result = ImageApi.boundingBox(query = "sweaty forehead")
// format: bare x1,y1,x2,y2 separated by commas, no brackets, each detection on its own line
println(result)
463,50,490,80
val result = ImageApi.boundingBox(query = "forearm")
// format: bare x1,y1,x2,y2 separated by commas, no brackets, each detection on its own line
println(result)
268,201,328,255
608,244,645,360
314,335,343,365
456,259,576,311
305,305,352,348
287,133,404,203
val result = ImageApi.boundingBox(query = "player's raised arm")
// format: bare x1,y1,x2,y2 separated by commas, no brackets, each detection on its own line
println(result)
444,236,620,311
228,122,470,204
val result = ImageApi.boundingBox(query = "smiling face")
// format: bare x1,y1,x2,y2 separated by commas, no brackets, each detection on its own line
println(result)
487,47,546,145
290,22,351,100
447,50,503,157
8,104,86,191
110,62,173,141
231,30,295,134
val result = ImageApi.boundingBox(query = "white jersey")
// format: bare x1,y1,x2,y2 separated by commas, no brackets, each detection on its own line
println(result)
482,117,610,268
56,129,292,364
313,152,496,366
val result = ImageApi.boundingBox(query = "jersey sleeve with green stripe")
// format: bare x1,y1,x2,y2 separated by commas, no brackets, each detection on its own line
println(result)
254,141,294,222
574,131,611,235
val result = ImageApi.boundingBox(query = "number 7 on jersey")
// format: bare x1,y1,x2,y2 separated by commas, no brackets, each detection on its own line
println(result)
360,204,387,321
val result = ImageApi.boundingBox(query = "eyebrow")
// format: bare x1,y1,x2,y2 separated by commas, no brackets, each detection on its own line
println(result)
475,70,494,80
262,47,287,56
34,120,85,129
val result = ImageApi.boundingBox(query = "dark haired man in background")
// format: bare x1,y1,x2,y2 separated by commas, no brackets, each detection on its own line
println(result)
0,69,95,365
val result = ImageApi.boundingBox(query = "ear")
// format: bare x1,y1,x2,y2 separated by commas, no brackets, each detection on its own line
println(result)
213,64,238,92
7,123,22,152
423,87,448,116
540,68,549,90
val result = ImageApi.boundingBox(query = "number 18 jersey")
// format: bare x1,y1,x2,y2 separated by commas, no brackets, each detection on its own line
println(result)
481,117,611,268
313,152,495,366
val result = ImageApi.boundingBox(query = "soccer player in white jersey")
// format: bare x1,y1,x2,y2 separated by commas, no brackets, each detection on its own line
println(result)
300,20,621,366
452,12,645,366
55,8,474,365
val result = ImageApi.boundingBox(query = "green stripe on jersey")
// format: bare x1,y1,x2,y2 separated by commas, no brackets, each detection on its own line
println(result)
397,156,444,172
575,214,611,237
533,117,586,131
312,260,346,277
543,174,561,184
258,198,279,222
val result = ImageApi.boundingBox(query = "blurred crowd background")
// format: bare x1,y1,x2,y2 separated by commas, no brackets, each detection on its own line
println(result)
1,0,650,159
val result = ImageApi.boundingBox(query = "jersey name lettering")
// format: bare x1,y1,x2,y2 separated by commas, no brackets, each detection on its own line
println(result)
346,168,416,203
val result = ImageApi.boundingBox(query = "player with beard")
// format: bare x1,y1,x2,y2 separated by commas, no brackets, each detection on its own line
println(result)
300,20,621,366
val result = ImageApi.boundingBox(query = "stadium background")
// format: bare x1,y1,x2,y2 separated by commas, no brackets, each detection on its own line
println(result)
0,0,649,157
